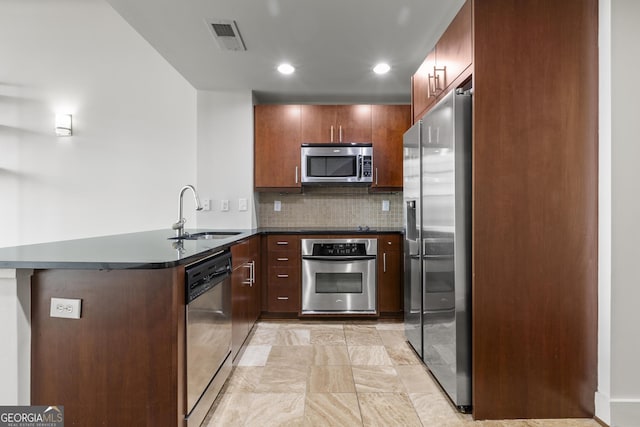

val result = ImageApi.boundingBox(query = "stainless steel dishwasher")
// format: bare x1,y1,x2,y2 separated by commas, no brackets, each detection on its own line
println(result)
185,249,232,427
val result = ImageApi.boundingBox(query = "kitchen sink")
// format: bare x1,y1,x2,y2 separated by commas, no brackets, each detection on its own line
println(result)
168,231,241,240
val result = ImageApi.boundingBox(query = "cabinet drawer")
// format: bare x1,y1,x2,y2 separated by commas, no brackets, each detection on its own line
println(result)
267,235,299,252
268,252,300,266
267,283,300,312
268,267,298,284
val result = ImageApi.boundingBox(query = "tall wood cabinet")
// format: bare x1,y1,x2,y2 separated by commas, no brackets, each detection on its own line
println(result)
410,0,598,420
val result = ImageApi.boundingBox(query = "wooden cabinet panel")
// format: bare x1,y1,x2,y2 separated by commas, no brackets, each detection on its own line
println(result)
31,268,185,427
300,105,336,142
377,235,402,315
472,0,598,420
266,235,299,251
412,50,437,122
254,105,301,191
412,0,472,123
231,236,260,360
371,105,411,190
336,105,372,142
436,0,472,91
300,105,371,143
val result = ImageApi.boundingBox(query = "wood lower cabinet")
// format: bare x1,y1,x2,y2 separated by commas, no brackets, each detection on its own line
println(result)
31,268,185,427
265,235,300,313
231,236,260,360
377,235,403,316
254,105,302,192
300,105,372,143
371,105,411,190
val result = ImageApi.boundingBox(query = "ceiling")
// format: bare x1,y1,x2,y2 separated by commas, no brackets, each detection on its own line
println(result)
105,0,465,104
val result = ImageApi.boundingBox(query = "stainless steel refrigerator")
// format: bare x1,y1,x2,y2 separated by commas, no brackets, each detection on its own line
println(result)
403,89,472,411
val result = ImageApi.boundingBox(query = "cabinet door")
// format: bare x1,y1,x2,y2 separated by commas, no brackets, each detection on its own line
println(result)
231,264,250,360
248,236,261,325
371,105,411,190
301,105,337,142
254,105,302,190
378,235,403,315
436,0,472,92
336,105,372,142
412,50,437,122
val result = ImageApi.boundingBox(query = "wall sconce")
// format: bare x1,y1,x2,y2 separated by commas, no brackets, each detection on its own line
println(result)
55,114,72,137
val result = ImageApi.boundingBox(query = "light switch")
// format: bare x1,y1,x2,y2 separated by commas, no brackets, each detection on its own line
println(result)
202,199,211,211
274,200,281,212
382,200,390,211
238,198,248,211
221,199,229,211
50,297,82,319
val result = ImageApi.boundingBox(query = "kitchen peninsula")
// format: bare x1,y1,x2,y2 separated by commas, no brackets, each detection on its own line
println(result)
0,227,402,427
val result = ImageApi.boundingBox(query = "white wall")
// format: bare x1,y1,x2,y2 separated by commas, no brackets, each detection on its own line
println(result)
598,0,640,425
0,0,198,248
609,0,640,424
196,90,257,229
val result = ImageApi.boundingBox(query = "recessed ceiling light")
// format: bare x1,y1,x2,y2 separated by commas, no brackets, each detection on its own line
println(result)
277,63,295,75
373,63,391,75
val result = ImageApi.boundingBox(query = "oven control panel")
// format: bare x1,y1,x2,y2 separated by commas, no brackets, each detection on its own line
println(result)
312,243,367,257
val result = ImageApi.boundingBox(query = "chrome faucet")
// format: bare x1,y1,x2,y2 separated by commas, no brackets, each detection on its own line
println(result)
172,185,203,237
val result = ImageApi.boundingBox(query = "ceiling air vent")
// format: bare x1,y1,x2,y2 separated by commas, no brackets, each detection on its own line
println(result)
207,19,246,51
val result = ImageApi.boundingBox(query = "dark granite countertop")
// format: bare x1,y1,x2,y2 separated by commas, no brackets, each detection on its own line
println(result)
0,227,402,270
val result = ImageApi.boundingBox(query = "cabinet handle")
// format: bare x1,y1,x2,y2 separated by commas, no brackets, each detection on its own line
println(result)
295,166,298,184
277,274,289,278
383,252,387,273
339,125,343,142
330,125,334,142
427,72,435,98
277,296,289,300
375,167,378,185
277,257,289,261
250,260,255,284
276,241,289,246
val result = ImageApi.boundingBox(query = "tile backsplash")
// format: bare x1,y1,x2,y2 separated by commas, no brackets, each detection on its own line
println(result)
257,187,403,228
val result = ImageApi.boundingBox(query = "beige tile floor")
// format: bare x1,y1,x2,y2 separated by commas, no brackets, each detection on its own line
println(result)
204,320,601,427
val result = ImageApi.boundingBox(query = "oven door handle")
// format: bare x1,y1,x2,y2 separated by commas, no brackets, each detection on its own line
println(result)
302,255,376,261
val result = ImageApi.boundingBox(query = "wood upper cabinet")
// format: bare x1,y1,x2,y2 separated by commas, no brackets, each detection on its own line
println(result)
412,50,437,122
436,0,472,92
371,105,411,190
254,105,302,191
301,105,372,143
411,0,472,123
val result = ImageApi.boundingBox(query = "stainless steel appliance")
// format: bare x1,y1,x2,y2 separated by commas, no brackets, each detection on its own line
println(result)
301,238,377,314
185,249,232,427
403,89,472,411
301,143,373,185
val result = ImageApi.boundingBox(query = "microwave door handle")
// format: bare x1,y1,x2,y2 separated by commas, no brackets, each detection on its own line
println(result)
357,154,363,179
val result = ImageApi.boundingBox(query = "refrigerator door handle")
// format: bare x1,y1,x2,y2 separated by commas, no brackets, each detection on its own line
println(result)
406,200,418,241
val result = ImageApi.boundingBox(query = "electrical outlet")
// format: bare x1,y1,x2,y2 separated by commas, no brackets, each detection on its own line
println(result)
50,297,82,319
274,200,281,212
382,200,390,211
202,199,211,211
221,199,229,211
239,198,248,211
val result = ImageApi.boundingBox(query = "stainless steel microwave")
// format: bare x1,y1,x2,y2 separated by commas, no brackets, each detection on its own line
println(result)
301,143,373,185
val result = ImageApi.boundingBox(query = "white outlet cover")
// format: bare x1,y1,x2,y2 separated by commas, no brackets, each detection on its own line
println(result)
202,199,211,211
50,297,82,319
239,198,248,211
274,200,281,212
382,200,390,211
221,199,229,211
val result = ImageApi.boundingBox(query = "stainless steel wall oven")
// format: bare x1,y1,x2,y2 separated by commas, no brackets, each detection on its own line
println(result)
301,238,377,314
